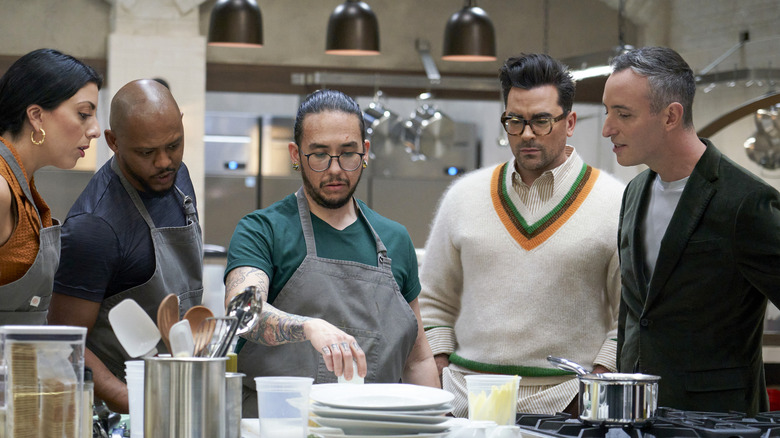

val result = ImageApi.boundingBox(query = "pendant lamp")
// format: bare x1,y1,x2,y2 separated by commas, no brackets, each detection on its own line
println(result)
326,0,380,55
208,0,263,47
442,0,496,62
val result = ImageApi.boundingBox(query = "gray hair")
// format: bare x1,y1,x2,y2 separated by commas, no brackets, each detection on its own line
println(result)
611,46,696,128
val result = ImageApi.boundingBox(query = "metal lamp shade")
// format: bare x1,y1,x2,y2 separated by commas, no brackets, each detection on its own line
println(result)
442,5,496,62
326,0,380,55
208,0,263,47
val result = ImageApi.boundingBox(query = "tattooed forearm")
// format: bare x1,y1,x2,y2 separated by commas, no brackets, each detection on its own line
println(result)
225,266,268,299
276,313,308,343
229,266,309,346
245,301,309,346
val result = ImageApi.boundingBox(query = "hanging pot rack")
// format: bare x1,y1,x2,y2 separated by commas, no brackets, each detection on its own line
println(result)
699,91,780,138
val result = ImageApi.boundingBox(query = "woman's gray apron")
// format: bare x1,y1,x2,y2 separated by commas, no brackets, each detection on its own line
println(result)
0,143,60,325
88,158,203,379
238,187,418,417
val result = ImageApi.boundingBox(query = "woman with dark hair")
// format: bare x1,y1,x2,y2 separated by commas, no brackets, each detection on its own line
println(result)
0,48,102,324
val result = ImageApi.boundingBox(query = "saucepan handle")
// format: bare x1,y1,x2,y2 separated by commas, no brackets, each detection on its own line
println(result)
546,355,590,376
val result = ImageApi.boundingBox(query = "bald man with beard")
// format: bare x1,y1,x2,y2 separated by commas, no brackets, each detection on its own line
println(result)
49,79,203,413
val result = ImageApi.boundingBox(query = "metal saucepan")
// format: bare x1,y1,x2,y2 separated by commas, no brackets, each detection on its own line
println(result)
547,356,660,425
744,107,780,170
363,90,402,159
400,92,455,160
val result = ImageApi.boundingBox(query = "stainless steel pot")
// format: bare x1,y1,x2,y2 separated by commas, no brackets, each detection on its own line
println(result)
363,90,402,158
400,93,454,160
547,356,660,425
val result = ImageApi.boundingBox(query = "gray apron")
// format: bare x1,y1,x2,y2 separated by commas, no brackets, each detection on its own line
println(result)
238,187,418,417
0,143,60,325
87,158,203,379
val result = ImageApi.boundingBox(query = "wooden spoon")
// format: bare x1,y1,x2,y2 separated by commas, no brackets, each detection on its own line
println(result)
156,294,179,354
193,317,219,357
183,305,214,340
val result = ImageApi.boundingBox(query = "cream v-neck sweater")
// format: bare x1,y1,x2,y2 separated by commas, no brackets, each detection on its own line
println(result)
420,152,624,384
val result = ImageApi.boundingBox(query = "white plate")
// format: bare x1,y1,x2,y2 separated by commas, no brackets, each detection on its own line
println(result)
309,427,449,438
310,384,455,410
312,402,454,416
311,404,450,424
312,417,454,435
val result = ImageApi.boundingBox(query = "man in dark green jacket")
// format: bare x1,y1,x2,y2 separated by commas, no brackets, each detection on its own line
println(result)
602,46,780,416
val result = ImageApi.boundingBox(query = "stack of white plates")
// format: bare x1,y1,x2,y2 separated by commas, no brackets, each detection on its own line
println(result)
309,383,456,438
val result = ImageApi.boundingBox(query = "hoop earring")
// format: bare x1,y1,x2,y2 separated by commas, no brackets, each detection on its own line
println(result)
292,162,300,171
362,160,368,169
31,128,45,145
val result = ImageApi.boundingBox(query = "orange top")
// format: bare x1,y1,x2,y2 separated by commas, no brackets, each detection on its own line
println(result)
0,136,53,285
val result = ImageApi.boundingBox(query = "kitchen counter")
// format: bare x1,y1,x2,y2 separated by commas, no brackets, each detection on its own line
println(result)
240,418,517,438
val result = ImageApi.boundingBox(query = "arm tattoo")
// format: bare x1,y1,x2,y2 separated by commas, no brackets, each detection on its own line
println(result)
226,266,268,298
229,267,309,346
276,313,308,344
245,302,309,346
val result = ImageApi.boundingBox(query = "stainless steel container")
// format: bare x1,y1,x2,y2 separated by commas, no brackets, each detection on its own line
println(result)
547,356,660,424
225,372,245,438
144,357,227,438
577,372,660,424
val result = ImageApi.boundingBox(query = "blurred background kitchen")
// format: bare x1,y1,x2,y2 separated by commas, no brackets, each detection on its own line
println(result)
2,0,780,361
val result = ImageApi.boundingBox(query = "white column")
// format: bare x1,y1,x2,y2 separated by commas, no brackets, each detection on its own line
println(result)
102,0,207,226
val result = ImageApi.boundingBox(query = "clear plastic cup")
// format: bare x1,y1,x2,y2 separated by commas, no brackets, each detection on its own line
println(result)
465,374,520,425
255,376,314,438
125,360,145,438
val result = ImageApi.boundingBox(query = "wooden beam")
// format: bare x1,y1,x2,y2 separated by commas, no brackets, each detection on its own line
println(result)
206,62,607,103
699,91,780,138
0,55,106,81
1,55,607,104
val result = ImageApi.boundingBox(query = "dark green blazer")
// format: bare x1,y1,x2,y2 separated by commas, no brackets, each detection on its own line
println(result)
617,138,780,416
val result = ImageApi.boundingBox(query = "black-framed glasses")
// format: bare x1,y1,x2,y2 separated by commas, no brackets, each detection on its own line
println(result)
500,112,568,136
303,151,365,172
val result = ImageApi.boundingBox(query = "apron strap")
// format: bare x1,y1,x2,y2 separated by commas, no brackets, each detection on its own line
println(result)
181,191,197,225
111,157,194,229
354,198,391,269
295,187,318,256
0,141,43,227
294,186,389,268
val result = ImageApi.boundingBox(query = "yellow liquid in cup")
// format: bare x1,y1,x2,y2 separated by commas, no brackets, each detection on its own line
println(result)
468,377,519,425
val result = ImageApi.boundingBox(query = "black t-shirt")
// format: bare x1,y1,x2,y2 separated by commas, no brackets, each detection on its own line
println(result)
53,160,197,302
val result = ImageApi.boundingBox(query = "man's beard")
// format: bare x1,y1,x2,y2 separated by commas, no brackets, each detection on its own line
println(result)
515,140,553,172
127,165,178,197
301,169,362,209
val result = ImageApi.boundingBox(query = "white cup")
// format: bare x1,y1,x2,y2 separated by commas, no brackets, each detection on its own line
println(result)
337,360,364,384
125,360,145,438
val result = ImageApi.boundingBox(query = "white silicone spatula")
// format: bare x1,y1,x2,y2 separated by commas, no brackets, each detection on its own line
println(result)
169,319,195,357
108,298,161,358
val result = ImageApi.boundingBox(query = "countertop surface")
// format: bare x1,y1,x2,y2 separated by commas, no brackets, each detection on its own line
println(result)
240,418,519,438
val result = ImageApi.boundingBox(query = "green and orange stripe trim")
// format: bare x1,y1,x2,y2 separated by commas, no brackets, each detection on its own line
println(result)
491,162,599,251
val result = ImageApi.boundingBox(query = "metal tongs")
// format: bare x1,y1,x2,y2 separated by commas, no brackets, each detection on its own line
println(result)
208,286,263,357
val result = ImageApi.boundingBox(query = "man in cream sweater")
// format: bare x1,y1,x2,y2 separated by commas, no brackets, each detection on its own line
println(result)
419,53,624,417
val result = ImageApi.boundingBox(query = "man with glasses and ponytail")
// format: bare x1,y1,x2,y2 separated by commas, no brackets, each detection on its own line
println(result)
419,53,625,417
225,89,439,417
